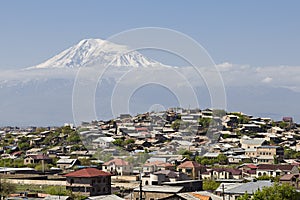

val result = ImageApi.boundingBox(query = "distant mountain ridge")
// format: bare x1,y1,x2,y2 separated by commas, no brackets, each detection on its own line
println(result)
27,38,160,69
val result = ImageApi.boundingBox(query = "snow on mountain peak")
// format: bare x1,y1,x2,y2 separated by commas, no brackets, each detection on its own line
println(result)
27,38,160,69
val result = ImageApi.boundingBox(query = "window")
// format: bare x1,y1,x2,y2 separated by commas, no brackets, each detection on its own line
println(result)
258,172,262,176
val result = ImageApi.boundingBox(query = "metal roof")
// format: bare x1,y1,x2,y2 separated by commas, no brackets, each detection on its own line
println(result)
133,185,183,193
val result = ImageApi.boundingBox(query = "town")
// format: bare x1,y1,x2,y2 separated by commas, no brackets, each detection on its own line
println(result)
0,108,300,200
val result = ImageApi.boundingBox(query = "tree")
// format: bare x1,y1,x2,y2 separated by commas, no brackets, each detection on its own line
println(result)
249,183,299,200
112,138,124,147
18,136,30,150
198,118,212,129
67,131,81,144
0,179,16,200
124,139,135,145
237,191,250,200
171,119,182,131
202,180,220,191
217,154,228,165
35,163,52,172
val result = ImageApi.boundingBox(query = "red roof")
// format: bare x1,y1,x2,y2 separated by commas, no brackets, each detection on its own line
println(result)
257,164,295,171
103,158,129,166
64,168,111,178
178,161,204,169
245,164,258,169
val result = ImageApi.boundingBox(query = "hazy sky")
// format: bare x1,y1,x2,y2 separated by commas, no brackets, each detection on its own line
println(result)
0,1,299,69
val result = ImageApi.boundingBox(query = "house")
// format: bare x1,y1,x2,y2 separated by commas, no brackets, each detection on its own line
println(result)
64,167,111,196
143,161,174,173
215,181,273,200
177,161,206,179
280,173,300,189
256,164,299,178
202,152,220,159
70,151,93,159
56,158,80,170
177,191,222,200
202,168,242,180
245,148,257,158
102,158,133,175
295,143,300,152
47,146,64,157
92,137,115,149
240,124,261,133
87,194,124,200
141,170,190,186
238,164,257,178
240,137,266,149
44,195,71,200
26,148,43,155
255,146,284,164
24,155,52,165
133,185,184,200
228,155,250,164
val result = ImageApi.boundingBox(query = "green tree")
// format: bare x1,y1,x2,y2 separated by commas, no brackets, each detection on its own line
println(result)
217,154,228,165
251,183,299,200
67,131,81,144
112,138,124,147
45,186,68,196
18,136,30,150
0,179,16,200
171,119,182,131
34,163,52,172
202,180,220,191
78,158,91,166
198,118,212,129
124,139,135,145
237,191,250,200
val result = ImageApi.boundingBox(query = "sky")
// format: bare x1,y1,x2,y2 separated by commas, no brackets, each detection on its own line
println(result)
0,1,299,69
0,1,300,125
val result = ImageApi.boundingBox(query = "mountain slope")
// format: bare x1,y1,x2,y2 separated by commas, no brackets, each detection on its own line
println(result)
27,38,160,69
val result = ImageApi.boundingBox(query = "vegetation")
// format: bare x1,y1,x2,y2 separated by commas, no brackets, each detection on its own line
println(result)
284,148,300,159
18,136,30,151
34,163,52,172
238,183,300,200
202,180,220,191
177,148,193,160
0,179,16,200
171,119,182,131
230,112,250,124
195,154,228,165
0,159,25,168
256,175,279,182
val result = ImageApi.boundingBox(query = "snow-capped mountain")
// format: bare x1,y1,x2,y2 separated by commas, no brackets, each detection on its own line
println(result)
27,38,160,69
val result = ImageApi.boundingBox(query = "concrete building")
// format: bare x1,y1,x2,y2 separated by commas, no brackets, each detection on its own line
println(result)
64,167,111,196
102,158,133,176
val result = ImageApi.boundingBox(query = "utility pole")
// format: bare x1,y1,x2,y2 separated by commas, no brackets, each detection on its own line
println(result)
222,184,225,200
139,173,143,200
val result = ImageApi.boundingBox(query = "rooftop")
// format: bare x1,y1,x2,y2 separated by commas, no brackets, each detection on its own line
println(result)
64,167,111,178
133,185,183,193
